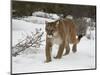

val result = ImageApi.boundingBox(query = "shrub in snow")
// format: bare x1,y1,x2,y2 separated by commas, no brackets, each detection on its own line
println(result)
86,27,95,40
12,28,44,56
86,31,94,40
86,34,91,39
74,17,88,36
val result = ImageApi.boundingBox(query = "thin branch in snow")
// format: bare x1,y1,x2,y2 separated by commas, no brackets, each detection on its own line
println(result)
12,28,44,56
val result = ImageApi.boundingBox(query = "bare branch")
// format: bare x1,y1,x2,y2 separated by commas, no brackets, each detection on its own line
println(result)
12,28,44,56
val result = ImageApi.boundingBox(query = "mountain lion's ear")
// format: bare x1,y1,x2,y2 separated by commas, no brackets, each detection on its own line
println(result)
56,20,59,27
56,20,59,25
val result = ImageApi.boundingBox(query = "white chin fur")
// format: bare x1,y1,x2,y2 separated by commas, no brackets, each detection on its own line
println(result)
47,35,53,38
53,32,58,36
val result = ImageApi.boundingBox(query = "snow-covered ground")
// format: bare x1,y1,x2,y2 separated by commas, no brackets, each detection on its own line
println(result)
12,16,95,74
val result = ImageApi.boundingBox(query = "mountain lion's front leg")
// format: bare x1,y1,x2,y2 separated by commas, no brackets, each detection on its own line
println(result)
45,39,52,63
54,41,65,59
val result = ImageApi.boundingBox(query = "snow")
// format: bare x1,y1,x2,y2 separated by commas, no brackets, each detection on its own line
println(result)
86,27,95,40
12,16,95,74
32,11,60,20
66,15,73,19
22,16,55,24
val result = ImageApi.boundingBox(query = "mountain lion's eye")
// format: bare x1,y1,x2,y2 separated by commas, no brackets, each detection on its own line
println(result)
46,28,48,31
52,30,55,32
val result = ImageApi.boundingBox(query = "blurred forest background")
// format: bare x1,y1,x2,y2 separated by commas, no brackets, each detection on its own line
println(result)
12,1,96,21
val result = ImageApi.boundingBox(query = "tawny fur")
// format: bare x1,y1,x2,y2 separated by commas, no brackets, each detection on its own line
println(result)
45,19,82,63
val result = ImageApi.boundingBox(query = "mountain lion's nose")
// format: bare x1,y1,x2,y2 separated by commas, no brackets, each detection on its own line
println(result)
48,32,53,36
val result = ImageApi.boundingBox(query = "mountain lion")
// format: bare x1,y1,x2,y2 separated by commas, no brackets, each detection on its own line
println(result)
45,19,83,63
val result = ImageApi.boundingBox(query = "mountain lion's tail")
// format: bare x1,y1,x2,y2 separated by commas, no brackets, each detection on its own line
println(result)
77,34,83,43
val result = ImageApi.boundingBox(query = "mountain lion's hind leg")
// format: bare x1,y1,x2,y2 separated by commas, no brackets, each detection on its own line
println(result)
72,44,77,53
63,42,70,56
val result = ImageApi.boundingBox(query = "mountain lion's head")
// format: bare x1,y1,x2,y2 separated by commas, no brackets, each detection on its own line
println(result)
45,20,60,38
